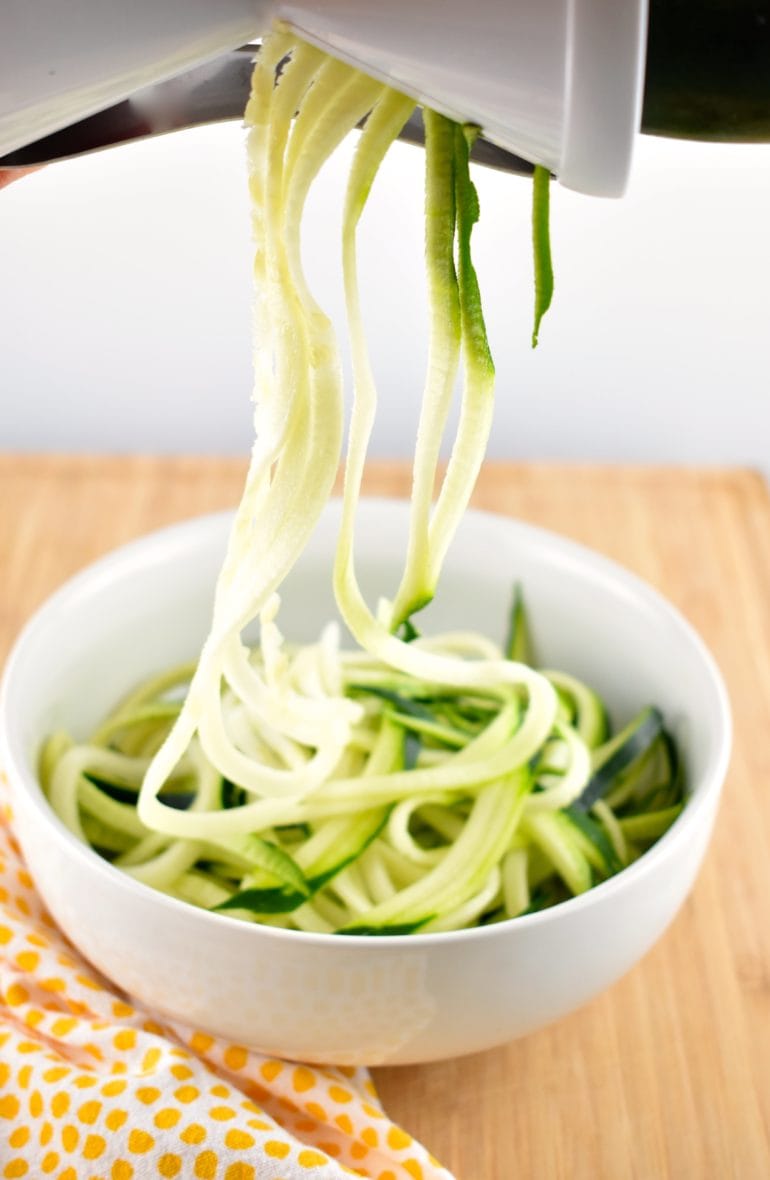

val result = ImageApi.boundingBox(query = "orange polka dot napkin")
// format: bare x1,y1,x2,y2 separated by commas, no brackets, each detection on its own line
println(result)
0,793,454,1180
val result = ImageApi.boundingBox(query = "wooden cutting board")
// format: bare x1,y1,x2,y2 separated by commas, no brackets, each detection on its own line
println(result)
1,455,769,1179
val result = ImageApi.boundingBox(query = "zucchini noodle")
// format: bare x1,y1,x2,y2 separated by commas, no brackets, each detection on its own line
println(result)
41,27,685,934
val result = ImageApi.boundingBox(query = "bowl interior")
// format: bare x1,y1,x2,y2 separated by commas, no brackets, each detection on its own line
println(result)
2,499,729,844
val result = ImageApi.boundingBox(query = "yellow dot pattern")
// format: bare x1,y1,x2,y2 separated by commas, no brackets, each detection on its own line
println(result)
0,775,452,1180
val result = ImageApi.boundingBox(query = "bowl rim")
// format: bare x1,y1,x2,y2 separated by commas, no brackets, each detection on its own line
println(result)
0,499,732,949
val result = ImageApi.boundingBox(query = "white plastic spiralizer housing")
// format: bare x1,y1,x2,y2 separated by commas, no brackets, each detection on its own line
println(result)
1,0,648,196
287,0,649,196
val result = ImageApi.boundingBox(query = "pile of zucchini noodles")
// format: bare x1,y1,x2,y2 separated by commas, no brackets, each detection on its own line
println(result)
41,27,684,935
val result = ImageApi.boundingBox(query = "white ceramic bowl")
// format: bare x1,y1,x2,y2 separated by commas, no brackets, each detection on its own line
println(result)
0,501,731,1065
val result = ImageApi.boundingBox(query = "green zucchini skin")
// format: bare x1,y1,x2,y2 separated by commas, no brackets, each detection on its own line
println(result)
214,808,391,917
505,582,534,664
571,707,665,813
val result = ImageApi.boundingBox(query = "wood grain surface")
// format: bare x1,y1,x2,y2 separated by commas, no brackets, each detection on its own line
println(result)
1,455,769,1179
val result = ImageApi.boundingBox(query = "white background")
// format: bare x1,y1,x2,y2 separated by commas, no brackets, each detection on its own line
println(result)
1,122,769,467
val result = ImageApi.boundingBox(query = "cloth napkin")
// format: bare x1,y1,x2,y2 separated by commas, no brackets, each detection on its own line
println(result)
0,782,454,1180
